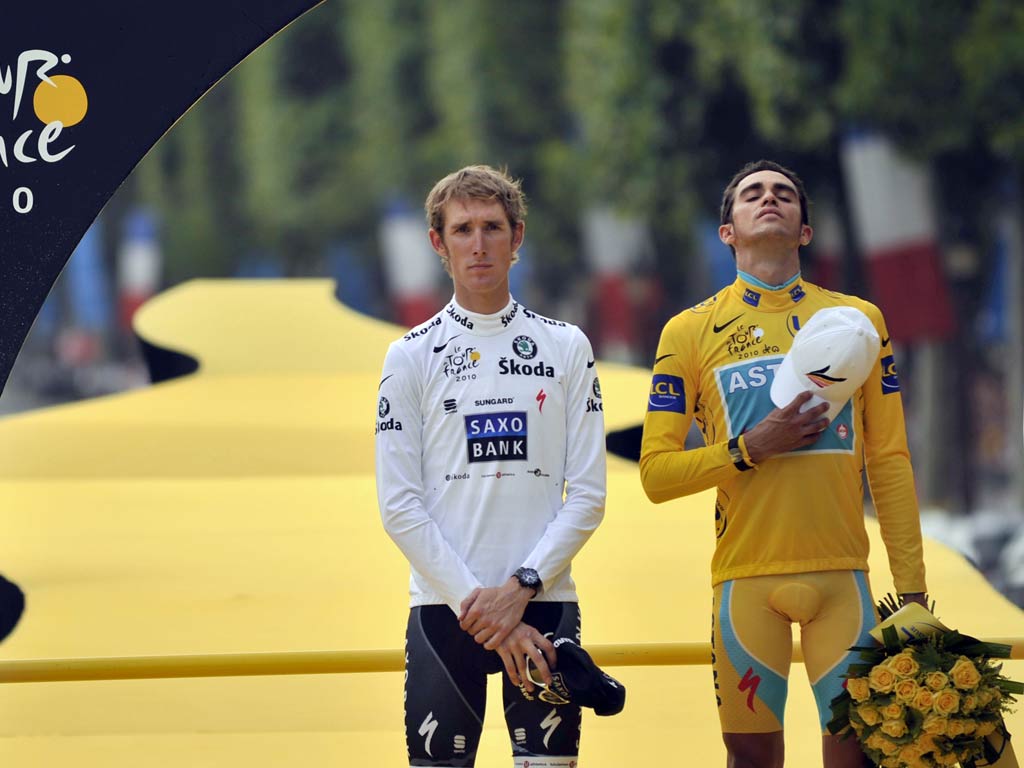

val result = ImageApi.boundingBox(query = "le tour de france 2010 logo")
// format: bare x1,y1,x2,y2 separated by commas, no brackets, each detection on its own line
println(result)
2,49,88,215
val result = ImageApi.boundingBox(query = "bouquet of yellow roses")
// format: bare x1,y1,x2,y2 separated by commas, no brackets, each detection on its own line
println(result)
828,597,1022,768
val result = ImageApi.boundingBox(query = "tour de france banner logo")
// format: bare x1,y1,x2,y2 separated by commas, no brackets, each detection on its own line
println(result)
0,1,321,394
3,49,88,217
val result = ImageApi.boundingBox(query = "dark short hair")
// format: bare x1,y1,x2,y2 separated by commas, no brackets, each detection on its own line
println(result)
719,160,810,226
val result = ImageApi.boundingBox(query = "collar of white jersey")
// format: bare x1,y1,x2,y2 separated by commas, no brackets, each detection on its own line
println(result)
444,295,520,336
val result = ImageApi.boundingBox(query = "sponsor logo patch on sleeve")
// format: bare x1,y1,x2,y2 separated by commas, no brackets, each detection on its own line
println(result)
881,354,900,394
648,374,686,414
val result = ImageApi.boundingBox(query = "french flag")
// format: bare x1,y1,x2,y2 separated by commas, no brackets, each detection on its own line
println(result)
840,132,955,342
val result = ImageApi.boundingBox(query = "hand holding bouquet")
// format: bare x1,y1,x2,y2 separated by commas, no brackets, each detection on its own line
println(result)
828,597,1022,768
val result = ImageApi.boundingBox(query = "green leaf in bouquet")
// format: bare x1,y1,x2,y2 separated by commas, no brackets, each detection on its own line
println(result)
880,623,900,651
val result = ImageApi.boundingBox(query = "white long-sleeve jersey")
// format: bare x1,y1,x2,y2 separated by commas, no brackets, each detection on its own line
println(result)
375,296,607,615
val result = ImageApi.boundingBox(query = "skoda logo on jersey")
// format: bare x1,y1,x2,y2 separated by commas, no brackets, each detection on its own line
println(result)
501,302,520,327
446,304,475,330
512,335,538,360
648,374,685,413
499,357,555,378
742,288,761,307
592,377,602,399
464,411,528,463
378,396,390,419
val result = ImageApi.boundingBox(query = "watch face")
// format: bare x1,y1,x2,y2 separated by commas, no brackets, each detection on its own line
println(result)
516,568,540,588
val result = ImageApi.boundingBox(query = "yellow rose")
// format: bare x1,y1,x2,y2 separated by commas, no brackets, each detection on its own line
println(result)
899,743,925,765
911,688,935,713
882,701,904,720
934,688,961,716
949,656,983,690
857,704,882,726
847,676,872,702
976,720,998,737
866,731,889,751
880,738,901,757
926,671,949,691
935,751,960,766
923,713,949,735
962,693,978,713
869,664,897,693
881,718,908,738
894,677,919,702
888,651,920,678
946,718,967,737
962,719,978,735
917,733,939,754
880,757,900,768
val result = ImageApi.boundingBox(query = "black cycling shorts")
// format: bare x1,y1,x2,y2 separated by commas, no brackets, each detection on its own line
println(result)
404,601,582,767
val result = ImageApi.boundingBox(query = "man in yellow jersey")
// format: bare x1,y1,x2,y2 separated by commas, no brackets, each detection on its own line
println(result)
639,160,928,768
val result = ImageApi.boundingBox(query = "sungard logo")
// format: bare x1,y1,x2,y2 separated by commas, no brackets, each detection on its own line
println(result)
404,315,441,341
444,345,480,379
474,397,513,407
499,357,554,378
3,49,87,215
512,335,537,359
446,304,474,329
464,411,527,463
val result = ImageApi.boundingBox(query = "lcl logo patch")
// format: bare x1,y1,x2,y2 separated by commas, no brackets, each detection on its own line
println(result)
648,374,685,413
881,355,900,394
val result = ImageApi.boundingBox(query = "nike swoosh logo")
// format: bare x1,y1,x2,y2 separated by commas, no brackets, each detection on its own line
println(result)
378,374,393,390
432,335,461,353
713,313,743,333
881,336,891,347
654,353,675,365
586,359,595,368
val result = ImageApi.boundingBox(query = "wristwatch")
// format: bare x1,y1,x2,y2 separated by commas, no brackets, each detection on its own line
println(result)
513,567,543,596
728,436,754,472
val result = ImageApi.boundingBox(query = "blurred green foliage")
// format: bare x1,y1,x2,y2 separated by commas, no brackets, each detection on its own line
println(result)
131,0,1024,295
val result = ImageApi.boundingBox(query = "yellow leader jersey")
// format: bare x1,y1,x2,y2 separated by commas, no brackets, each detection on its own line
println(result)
640,274,926,594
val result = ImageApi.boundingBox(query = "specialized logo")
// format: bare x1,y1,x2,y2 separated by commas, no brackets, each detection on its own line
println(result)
513,335,538,359
739,667,761,712
648,374,685,413
501,302,519,327
418,712,439,758
432,334,461,353
404,315,442,341
881,354,900,394
2,49,86,215
713,313,744,334
444,345,481,380
806,365,845,388
536,389,546,413
789,284,805,303
464,411,527,463
499,357,555,378
443,398,457,415
446,304,474,329
742,288,761,307
541,708,565,748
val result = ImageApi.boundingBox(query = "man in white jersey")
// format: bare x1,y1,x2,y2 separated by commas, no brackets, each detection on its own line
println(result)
375,165,607,767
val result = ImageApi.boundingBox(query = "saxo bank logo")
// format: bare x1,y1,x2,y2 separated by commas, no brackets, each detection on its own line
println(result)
3,50,88,214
